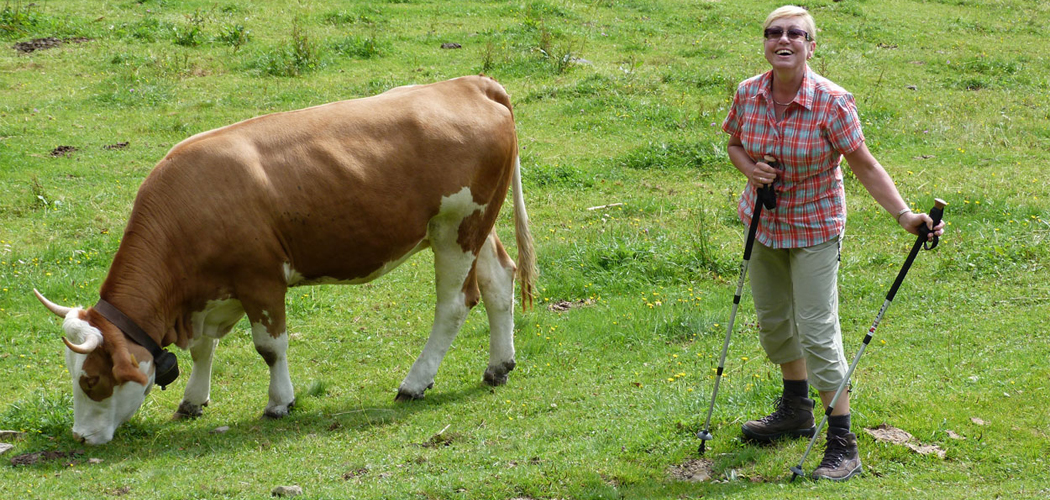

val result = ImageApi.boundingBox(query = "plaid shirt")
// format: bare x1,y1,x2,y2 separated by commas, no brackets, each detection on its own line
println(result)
722,68,865,249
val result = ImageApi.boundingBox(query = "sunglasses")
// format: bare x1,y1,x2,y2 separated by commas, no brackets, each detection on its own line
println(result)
763,27,811,42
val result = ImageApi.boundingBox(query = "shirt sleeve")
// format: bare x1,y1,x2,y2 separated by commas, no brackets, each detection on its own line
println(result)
825,93,865,155
721,84,745,138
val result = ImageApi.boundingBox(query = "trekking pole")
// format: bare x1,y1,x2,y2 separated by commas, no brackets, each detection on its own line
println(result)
789,198,946,481
697,156,778,455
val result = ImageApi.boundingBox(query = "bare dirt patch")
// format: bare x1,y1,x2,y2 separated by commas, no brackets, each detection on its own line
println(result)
13,37,91,53
342,467,369,480
107,486,132,497
864,424,947,459
421,430,463,448
668,457,714,482
49,145,77,157
10,449,84,466
547,298,595,312
104,141,130,150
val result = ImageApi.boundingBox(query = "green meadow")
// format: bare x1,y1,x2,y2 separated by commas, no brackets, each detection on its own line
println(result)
1,0,1048,498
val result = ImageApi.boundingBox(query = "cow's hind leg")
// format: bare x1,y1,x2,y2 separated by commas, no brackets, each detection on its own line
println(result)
396,219,479,401
477,233,517,386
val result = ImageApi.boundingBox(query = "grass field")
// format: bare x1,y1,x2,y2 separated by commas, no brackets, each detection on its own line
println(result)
1,0,1048,498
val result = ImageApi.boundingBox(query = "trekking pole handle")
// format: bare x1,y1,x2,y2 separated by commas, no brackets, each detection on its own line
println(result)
759,155,777,210
919,198,947,250
886,198,946,301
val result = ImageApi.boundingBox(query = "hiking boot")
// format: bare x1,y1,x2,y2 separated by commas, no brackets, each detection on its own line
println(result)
812,432,862,481
741,396,816,442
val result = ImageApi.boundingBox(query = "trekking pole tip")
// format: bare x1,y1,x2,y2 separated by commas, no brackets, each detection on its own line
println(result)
696,429,712,455
789,466,805,482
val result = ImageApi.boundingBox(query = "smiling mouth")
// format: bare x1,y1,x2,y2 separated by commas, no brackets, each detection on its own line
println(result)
776,50,793,56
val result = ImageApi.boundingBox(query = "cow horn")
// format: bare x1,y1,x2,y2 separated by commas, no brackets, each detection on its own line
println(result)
63,333,102,354
34,289,72,318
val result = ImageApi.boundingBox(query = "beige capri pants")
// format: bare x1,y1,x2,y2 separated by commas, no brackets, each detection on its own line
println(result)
749,236,848,392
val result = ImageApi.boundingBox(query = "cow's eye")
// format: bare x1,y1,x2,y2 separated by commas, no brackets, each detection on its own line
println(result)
80,375,100,392
79,375,114,401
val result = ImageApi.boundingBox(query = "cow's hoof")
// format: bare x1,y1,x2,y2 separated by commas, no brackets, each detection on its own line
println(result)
394,390,424,402
173,400,208,420
394,382,432,402
262,399,295,419
483,360,516,386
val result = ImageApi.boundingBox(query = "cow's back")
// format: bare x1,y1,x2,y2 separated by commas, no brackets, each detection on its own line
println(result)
130,76,517,286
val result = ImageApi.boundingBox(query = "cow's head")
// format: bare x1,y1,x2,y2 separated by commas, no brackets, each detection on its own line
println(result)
34,290,154,445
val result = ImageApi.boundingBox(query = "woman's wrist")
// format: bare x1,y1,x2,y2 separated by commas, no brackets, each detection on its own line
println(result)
895,207,912,223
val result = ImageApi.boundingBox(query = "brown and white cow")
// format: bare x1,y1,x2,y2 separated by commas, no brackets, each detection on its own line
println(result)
34,75,535,445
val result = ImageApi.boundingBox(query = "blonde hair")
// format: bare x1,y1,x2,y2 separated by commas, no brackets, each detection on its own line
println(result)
764,5,816,41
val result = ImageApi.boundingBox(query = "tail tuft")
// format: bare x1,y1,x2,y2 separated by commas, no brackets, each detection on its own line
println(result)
512,156,536,310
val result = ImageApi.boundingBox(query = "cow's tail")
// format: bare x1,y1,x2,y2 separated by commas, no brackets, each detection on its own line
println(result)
512,155,536,310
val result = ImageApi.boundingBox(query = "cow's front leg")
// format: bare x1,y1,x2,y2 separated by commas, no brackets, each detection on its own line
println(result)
174,335,219,419
477,233,517,386
251,321,295,418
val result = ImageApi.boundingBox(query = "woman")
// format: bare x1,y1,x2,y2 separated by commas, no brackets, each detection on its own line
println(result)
720,5,944,481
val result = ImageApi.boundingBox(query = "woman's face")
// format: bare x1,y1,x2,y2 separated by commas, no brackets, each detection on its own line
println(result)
763,16,815,72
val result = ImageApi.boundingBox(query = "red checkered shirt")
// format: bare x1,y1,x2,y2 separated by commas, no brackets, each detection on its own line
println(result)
722,68,865,249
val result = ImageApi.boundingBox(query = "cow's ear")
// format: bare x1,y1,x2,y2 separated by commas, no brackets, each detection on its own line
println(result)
92,312,150,386
112,351,149,386
113,361,148,386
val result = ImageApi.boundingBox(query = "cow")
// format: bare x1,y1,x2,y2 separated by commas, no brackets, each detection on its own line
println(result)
33,75,536,445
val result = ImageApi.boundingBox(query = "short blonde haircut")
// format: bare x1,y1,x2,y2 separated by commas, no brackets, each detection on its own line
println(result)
764,5,816,41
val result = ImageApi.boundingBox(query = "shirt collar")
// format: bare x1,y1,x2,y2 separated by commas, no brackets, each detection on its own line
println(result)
759,66,816,110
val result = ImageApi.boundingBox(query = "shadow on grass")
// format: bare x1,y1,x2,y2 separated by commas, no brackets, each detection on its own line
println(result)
4,382,494,469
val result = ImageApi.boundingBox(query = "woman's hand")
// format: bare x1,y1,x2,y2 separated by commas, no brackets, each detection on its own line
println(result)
750,159,780,188
899,211,945,241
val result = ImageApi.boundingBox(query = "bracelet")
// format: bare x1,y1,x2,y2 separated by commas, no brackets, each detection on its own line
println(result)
895,207,912,223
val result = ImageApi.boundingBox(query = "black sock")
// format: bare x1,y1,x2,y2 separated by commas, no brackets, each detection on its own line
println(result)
828,413,851,435
782,379,809,399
